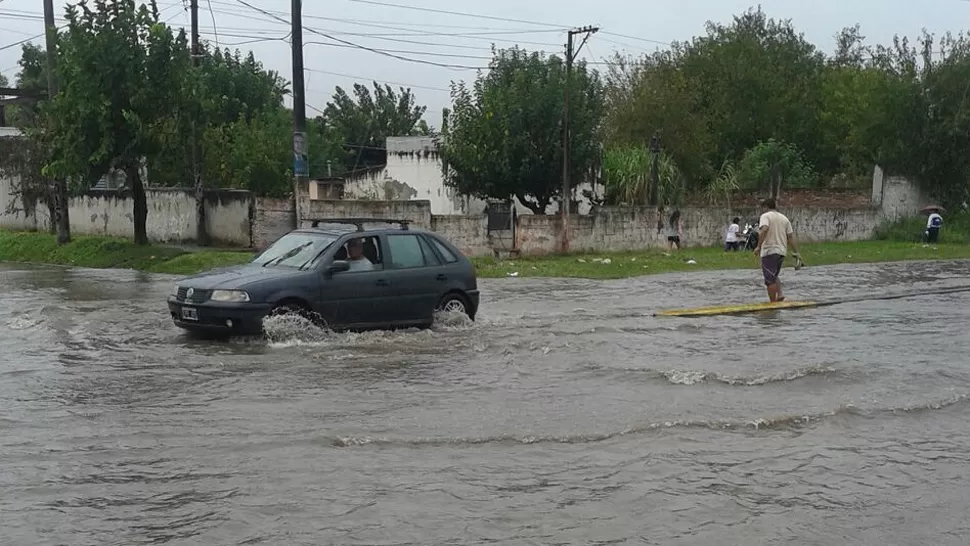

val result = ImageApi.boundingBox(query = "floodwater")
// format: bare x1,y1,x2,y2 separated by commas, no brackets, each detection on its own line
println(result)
1,259,969,546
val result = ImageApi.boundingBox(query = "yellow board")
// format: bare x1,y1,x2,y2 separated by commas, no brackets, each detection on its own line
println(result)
655,300,819,317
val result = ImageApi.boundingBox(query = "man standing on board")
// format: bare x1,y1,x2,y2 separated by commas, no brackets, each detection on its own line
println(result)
753,198,801,303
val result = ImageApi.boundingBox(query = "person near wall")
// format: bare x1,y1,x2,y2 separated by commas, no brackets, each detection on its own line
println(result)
665,210,683,254
925,209,943,243
724,217,742,251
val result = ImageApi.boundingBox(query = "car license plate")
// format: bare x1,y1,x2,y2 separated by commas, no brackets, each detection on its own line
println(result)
181,306,199,321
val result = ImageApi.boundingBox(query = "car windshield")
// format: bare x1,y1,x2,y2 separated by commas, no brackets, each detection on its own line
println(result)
251,232,337,269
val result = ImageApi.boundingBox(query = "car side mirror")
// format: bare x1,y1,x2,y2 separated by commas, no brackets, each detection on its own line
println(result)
326,260,351,276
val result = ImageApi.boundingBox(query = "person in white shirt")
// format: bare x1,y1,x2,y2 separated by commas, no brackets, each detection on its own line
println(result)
346,238,375,272
753,198,801,303
724,217,742,251
925,209,943,243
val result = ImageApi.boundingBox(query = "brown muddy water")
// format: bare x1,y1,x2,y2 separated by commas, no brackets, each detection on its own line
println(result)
1,260,969,545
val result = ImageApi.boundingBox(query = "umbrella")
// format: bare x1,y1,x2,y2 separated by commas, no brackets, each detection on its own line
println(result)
920,205,945,214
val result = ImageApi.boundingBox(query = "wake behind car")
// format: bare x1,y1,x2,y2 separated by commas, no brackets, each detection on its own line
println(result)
167,218,480,336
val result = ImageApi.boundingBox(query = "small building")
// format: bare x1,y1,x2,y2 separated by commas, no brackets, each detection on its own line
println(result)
340,135,602,216
308,177,345,200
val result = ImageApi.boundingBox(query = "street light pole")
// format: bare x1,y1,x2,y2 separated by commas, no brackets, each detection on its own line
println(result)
560,25,598,253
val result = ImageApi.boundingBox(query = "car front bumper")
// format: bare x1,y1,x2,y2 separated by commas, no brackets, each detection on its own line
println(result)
167,297,273,335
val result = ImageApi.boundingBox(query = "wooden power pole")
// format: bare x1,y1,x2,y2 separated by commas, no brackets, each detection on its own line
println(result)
561,25,598,253
189,0,210,245
43,0,70,244
291,0,308,228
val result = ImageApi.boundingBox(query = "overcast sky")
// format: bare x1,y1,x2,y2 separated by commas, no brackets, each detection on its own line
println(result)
2,0,968,128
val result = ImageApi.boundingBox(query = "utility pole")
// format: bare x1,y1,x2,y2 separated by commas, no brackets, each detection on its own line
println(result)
649,131,661,206
190,0,209,245
291,0,308,229
561,25,598,253
43,0,70,244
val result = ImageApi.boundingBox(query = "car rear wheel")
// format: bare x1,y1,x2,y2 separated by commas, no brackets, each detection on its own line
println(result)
436,293,471,318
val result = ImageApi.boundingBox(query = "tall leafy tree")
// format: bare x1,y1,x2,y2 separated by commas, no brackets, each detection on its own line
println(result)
201,108,343,196
441,46,604,213
323,81,429,171
151,45,290,187
44,0,189,244
7,43,48,127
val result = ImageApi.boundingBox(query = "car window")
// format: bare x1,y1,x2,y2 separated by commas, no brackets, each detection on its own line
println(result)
388,234,436,269
332,235,384,273
418,235,441,267
428,236,459,263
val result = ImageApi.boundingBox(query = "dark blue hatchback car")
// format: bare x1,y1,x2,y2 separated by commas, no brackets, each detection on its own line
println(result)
167,218,480,336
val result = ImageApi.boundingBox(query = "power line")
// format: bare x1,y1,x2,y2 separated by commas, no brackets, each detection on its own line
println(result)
600,31,672,47
305,68,450,92
198,29,610,67
182,6,564,41
0,33,44,53
345,0,566,29
302,37,612,65
204,0,220,48
231,0,484,70
162,0,556,32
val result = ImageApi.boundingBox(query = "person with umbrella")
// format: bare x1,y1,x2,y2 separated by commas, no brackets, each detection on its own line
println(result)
922,205,945,243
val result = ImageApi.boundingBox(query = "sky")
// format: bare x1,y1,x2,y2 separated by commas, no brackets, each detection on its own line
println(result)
1,0,969,128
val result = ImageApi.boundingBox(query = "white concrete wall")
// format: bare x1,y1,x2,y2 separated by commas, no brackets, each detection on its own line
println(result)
880,174,929,221
0,176,252,246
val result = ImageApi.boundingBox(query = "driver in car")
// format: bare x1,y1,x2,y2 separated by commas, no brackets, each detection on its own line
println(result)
346,238,375,272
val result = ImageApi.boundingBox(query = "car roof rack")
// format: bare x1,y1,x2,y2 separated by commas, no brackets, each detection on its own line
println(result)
304,217,411,231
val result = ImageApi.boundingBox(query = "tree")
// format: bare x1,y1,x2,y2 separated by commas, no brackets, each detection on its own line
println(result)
602,8,827,190
601,145,684,206
736,139,818,198
150,45,290,188
201,108,343,197
603,51,714,186
323,81,429,171
0,44,60,233
44,0,189,244
7,43,48,127
441,46,604,213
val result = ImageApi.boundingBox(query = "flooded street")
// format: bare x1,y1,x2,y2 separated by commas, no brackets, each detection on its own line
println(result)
2,259,969,545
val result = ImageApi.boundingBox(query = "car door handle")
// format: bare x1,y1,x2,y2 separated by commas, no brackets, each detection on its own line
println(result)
375,279,390,286
435,274,447,281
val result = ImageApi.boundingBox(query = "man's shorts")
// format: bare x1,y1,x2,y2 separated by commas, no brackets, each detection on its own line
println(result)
761,254,785,286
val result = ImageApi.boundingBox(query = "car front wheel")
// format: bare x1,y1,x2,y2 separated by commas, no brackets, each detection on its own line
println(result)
436,293,471,318
270,302,315,322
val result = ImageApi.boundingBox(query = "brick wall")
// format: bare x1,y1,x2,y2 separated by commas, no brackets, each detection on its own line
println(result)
251,197,295,249
431,215,491,256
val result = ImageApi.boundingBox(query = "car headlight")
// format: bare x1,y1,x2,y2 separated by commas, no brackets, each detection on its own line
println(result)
171,284,180,297
209,290,251,303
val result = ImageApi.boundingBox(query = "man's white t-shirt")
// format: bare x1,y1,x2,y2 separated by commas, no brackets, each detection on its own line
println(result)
726,223,740,243
348,257,374,272
758,210,794,258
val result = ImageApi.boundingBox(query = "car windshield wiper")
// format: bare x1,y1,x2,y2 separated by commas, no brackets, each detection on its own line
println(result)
262,242,313,267
297,242,335,271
